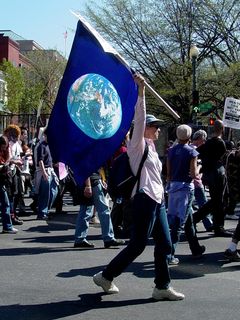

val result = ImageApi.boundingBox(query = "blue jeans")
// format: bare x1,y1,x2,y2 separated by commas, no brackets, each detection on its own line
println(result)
75,182,115,243
0,184,13,231
168,182,201,256
194,186,213,230
37,174,58,218
102,193,172,289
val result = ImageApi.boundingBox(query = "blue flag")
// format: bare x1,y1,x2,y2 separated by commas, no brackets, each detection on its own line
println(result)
48,15,138,186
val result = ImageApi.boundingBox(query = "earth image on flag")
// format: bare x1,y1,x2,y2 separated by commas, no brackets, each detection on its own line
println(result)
67,73,122,139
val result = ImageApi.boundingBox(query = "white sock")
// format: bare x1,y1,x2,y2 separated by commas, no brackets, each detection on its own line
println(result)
228,242,237,252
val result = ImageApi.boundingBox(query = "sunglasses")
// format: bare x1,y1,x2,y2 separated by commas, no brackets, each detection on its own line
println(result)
148,124,161,129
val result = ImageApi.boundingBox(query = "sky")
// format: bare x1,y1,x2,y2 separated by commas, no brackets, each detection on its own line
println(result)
0,0,97,58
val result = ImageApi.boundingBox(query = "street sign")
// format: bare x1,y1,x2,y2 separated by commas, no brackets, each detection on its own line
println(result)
198,102,212,112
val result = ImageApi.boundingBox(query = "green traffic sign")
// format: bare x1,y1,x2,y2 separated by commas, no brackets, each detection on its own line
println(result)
198,102,212,112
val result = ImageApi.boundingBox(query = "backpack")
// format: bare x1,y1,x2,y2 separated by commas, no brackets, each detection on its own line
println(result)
66,168,93,206
107,143,149,199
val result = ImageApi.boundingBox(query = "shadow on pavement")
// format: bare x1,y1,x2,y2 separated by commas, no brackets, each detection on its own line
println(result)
0,246,74,256
56,251,240,281
0,294,153,320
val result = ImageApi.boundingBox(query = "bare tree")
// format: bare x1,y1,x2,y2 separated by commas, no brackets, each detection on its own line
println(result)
22,50,66,113
83,0,240,122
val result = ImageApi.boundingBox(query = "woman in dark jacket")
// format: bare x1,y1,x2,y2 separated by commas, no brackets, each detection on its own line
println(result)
0,135,18,233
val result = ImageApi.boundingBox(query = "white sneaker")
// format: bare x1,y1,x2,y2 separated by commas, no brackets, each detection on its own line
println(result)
168,257,180,265
225,214,239,220
2,227,18,234
93,271,119,294
152,287,185,301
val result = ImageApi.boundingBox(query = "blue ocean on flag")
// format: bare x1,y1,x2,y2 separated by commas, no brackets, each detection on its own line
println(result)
48,15,138,186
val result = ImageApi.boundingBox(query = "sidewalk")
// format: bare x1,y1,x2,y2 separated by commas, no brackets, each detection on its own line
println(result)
0,195,240,320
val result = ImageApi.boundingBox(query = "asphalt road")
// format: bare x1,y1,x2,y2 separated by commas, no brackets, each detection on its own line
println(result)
0,197,240,320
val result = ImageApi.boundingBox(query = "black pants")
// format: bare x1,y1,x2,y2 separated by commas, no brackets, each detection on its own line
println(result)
233,220,240,242
103,193,172,289
193,167,226,232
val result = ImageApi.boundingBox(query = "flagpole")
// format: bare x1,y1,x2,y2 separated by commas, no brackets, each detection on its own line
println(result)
115,54,180,120
144,82,180,120
71,10,180,120
32,99,43,147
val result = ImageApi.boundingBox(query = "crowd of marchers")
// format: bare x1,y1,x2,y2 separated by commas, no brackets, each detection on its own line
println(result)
1,75,240,301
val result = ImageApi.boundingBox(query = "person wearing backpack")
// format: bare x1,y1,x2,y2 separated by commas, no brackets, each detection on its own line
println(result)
93,73,184,301
108,136,134,238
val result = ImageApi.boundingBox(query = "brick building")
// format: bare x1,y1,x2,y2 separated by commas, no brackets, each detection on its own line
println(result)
0,29,65,135
0,30,44,67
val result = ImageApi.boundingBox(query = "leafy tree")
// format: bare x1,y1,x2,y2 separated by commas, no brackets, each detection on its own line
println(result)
0,50,66,114
198,61,240,120
0,59,25,113
19,83,44,114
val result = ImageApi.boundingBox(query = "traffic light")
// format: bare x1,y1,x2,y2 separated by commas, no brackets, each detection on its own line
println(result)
209,117,215,125
192,90,199,106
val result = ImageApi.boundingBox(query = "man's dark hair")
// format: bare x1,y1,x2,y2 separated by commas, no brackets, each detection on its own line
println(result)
214,120,224,134
20,127,27,132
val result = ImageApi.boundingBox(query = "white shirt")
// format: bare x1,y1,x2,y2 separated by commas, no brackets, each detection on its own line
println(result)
127,96,164,203
9,140,23,171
